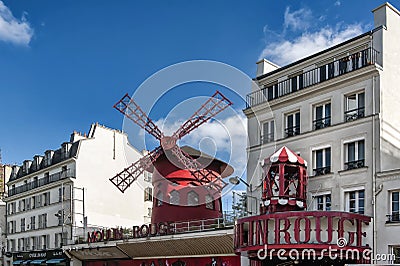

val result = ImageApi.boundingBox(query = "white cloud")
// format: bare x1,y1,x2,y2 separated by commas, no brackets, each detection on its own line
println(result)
154,112,248,177
334,1,341,6
0,1,33,45
259,23,365,66
284,7,312,31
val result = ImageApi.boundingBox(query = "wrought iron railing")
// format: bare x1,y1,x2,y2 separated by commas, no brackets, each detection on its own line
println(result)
8,169,74,196
260,133,274,144
345,107,365,122
313,117,331,130
246,47,379,108
387,213,400,223
344,159,365,170
313,166,331,176
285,126,300,137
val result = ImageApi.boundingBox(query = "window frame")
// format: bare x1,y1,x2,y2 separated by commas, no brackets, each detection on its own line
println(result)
285,110,301,137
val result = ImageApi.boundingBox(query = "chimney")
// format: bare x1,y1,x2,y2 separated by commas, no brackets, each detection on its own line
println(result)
44,150,54,167
33,155,44,171
61,142,72,159
23,160,32,174
70,131,87,143
256,59,280,78
11,165,20,179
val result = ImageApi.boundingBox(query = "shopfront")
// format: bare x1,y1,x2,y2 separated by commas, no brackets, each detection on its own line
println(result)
12,250,68,265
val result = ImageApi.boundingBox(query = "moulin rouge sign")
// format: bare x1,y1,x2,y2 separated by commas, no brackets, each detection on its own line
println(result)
87,222,175,243
234,211,371,253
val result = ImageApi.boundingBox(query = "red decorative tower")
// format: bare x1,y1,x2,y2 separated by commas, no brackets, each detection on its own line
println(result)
110,91,234,224
261,146,308,213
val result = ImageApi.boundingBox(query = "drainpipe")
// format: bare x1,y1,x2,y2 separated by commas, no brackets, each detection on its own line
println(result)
372,74,377,259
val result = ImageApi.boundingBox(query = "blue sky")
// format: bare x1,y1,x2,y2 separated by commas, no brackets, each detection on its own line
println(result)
0,0,397,167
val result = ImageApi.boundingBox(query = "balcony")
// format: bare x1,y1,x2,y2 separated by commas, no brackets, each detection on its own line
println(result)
313,166,331,176
345,107,365,122
285,126,300,137
344,159,365,170
8,169,74,197
246,47,379,108
313,117,331,130
386,213,400,223
260,133,274,144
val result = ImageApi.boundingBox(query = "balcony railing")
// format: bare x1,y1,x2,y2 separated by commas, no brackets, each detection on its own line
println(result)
246,47,379,108
260,133,274,144
386,213,400,223
313,166,331,176
345,107,365,122
285,126,300,137
313,117,331,130
8,169,74,196
344,159,365,170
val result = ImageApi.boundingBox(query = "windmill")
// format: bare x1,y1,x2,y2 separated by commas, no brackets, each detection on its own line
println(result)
110,90,233,196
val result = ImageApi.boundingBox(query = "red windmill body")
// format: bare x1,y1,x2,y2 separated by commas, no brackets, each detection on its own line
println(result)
110,91,233,224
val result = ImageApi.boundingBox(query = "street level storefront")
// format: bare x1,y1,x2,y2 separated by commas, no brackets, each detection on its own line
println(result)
11,249,68,265
65,228,241,266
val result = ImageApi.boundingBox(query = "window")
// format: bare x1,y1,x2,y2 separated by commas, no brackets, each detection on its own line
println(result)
18,238,24,251
30,216,36,230
187,191,199,206
38,214,47,229
156,190,163,207
55,233,63,248
169,190,180,205
26,198,31,210
313,102,331,130
31,196,36,209
31,236,37,250
261,120,274,144
57,210,64,226
43,192,50,206
346,190,365,214
20,218,25,232
144,187,153,202
313,147,331,176
8,220,16,234
391,246,400,264
345,92,365,122
144,171,152,182
285,111,300,137
58,186,65,202
314,194,331,211
205,195,214,210
388,191,400,222
42,235,49,250
345,140,365,170
24,238,30,251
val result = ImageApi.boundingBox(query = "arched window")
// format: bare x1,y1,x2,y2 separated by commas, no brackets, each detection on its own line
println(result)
205,194,214,210
156,190,163,207
169,190,180,205
187,191,199,206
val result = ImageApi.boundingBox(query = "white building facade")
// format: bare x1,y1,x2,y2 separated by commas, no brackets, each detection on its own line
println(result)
4,123,152,265
244,2,400,264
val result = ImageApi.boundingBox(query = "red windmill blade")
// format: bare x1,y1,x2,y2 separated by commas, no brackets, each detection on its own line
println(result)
110,90,233,193
110,147,163,193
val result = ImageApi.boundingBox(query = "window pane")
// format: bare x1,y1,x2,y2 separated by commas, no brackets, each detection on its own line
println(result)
326,195,331,211
358,92,365,108
287,114,293,128
316,150,323,168
347,94,357,110
295,112,300,128
325,148,331,167
316,106,323,120
263,122,269,136
348,142,356,162
187,191,199,206
270,121,274,140
170,190,180,205
325,103,331,118
358,140,365,160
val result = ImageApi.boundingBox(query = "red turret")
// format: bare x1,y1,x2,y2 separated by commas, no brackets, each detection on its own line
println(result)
261,146,308,214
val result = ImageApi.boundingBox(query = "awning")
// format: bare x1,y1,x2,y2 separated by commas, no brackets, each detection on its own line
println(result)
22,261,31,265
12,261,24,265
30,260,46,264
46,259,65,264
